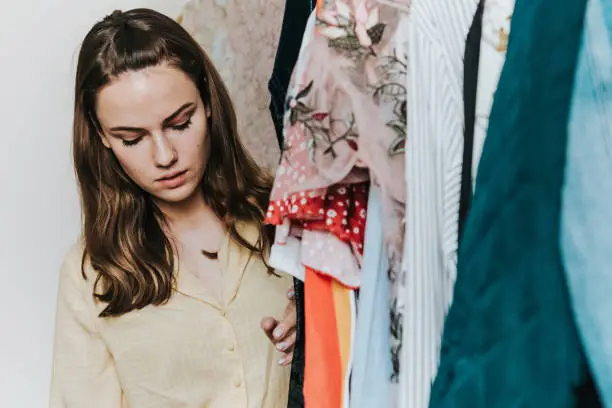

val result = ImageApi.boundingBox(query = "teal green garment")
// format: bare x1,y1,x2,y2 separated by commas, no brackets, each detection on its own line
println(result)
428,0,601,406
561,0,612,404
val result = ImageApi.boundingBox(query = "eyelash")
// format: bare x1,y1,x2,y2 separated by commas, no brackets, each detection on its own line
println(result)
122,138,141,147
121,119,193,147
172,118,192,131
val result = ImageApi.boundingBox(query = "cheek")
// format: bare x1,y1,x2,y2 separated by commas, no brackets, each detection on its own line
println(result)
109,143,151,183
180,124,209,167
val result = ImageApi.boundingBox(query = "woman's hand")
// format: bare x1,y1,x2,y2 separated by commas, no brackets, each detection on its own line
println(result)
260,287,297,366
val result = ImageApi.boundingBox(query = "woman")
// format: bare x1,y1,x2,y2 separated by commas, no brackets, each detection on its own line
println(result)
50,8,297,408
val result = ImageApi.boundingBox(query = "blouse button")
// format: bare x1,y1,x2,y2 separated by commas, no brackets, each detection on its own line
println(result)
227,343,235,352
233,376,242,388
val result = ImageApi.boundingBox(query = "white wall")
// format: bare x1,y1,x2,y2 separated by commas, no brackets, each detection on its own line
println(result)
0,1,187,406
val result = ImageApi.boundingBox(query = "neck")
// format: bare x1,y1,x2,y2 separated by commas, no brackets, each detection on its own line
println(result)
155,189,217,235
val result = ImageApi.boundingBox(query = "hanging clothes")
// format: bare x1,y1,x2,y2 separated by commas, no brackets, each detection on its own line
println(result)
561,0,612,405
461,0,517,233
178,0,283,170
350,185,393,408
267,0,409,265
459,0,485,241
287,283,305,408
266,5,316,405
268,0,315,148
472,0,515,187
399,1,479,406
266,1,410,390
460,0,516,242
267,182,369,288
267,178,365,408
428,0,601,405
303,267,356,408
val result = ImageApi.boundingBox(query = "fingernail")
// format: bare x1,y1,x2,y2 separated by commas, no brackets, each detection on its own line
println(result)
278,358,287,365
287,289,295,298
276,342,287,351
273,327,284,339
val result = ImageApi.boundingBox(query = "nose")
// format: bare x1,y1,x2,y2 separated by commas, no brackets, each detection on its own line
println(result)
152,133,177,168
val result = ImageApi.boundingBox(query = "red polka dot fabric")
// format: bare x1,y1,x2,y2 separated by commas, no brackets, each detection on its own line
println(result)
266,182,369,257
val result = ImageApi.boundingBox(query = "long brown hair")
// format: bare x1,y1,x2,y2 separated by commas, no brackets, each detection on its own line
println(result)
73,8,274,317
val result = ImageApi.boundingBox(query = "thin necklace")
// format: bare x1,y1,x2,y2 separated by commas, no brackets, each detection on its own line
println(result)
201,249,219,260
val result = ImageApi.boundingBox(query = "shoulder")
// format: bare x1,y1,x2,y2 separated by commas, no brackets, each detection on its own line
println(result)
59,239,85,276
58,238,97,292
55,239,105,328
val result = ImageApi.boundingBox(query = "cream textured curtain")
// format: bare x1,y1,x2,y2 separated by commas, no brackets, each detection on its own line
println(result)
178,0,285,171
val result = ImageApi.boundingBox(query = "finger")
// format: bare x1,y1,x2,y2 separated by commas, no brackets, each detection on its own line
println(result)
279,302,297,329
260,317,278,341
279,351,294,366
272,316,296,340
269,298,297,340
274,330,297,352
272,323,287,341
261,317,277,331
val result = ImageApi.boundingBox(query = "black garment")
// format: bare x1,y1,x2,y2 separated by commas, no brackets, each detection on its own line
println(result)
287,279,306,408
268,0,314,149
458,0,484,244
268,2,314,407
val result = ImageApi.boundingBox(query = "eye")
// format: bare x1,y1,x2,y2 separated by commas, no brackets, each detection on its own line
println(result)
172,118,192,131
122,137,142,147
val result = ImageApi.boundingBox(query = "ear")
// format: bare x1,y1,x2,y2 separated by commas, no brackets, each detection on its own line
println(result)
100,135,111,148
96,127,111,148
90,112,111,148
205,107,212,118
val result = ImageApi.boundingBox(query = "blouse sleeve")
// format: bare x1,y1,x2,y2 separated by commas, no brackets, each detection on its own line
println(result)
49,244,125,408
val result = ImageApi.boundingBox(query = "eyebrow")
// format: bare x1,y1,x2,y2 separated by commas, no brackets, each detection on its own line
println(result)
109,102,196,133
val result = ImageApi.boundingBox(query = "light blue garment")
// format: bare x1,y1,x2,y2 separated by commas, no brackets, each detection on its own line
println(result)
561,0,612,405
350,185,392,408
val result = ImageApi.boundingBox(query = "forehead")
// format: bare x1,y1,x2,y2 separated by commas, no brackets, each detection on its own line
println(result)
96,64,200,128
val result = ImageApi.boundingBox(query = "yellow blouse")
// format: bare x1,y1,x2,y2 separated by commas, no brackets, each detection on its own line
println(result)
50,223,292,408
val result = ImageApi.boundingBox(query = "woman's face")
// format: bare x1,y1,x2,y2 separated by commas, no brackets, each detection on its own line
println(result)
96,64,210,206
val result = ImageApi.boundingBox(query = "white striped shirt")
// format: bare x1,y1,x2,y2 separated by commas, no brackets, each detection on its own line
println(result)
399,1,479,407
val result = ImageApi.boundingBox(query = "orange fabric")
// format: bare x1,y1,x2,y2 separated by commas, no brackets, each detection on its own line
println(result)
332,281,353,407
304,268,343,408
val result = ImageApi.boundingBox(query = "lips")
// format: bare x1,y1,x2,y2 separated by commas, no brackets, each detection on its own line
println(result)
157,170,188,189
157,170,186,182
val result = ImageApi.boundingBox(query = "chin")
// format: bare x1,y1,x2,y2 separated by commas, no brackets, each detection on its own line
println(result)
151,182,200,205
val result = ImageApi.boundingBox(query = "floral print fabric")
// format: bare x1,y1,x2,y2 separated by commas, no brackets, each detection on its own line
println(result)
269,0,408,255
266,0,410,385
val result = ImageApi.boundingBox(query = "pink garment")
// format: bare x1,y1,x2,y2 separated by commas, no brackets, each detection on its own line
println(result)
269,0,409,262
267,182,369,288
266,2,410,389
